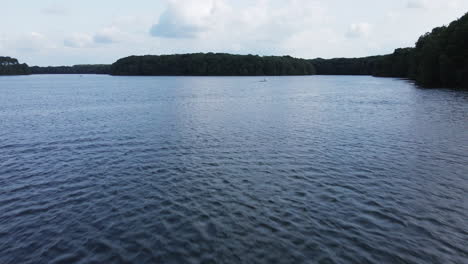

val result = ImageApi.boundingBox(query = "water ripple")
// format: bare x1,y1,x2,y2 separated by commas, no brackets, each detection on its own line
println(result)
0,75,467,263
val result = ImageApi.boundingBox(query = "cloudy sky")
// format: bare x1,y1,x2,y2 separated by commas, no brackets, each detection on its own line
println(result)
1,0,467,66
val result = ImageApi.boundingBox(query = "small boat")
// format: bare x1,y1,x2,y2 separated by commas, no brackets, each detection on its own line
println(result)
259,78,267,82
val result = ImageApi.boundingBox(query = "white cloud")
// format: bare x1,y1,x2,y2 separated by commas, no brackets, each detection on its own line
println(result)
112,16,153,34
93,27,123,44
150,0,222,38
10,32,55,53
447,0,463,9
385,11,399,21
406,0,464,10
41,5,69,15
150,0,328,40
64,26,129,48
64,33,94,48
346,23,372,38
407,0,427,9
148,0,333,57
3,0,468,65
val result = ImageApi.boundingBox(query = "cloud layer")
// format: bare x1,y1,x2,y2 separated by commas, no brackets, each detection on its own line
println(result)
149,0,334,57
2,0,468,65
41,5,69,15
346,23,372,38
150,0,217,38
407,0,427,9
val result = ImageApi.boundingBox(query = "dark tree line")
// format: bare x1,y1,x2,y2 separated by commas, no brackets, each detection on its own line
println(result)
311,12,468,88
110,53,316,76
29,64,111,74
311,48,414,77
409,12,468,88
0,57,29,75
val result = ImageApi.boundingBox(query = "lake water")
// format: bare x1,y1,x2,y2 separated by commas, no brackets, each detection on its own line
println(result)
0,75,467,264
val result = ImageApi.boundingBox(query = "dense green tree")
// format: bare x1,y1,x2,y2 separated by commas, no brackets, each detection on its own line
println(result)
29,64,111,74
410,13,468,88
0,57,29,75
111,53,316,76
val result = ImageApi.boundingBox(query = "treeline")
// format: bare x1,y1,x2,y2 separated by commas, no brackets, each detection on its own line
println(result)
111,53,316,76
311,12,468,88
30,64,111,74
311,48,413,77
0,59,110,75
410,12,468,88
0,57,29,75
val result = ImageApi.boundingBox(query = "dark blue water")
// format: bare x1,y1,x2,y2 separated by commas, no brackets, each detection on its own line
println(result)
0,75,467,264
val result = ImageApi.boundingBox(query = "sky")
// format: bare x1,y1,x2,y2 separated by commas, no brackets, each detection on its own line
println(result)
1,0,467,66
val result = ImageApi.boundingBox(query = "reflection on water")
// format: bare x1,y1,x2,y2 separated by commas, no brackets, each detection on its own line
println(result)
0,75,467,263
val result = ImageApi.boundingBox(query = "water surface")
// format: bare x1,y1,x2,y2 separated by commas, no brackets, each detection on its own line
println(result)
0,75,467,263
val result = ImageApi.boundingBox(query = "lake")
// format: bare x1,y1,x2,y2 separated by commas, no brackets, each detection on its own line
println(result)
0,75,467,264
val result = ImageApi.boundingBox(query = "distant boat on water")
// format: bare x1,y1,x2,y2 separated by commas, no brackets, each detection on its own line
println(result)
259,78,267,82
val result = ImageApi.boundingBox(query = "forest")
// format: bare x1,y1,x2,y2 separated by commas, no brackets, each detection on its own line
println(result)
311,48,413,78
110,53,316,76
29,65,110,74
0,57,29,75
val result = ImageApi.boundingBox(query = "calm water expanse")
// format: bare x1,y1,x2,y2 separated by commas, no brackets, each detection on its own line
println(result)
0,75,467,264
